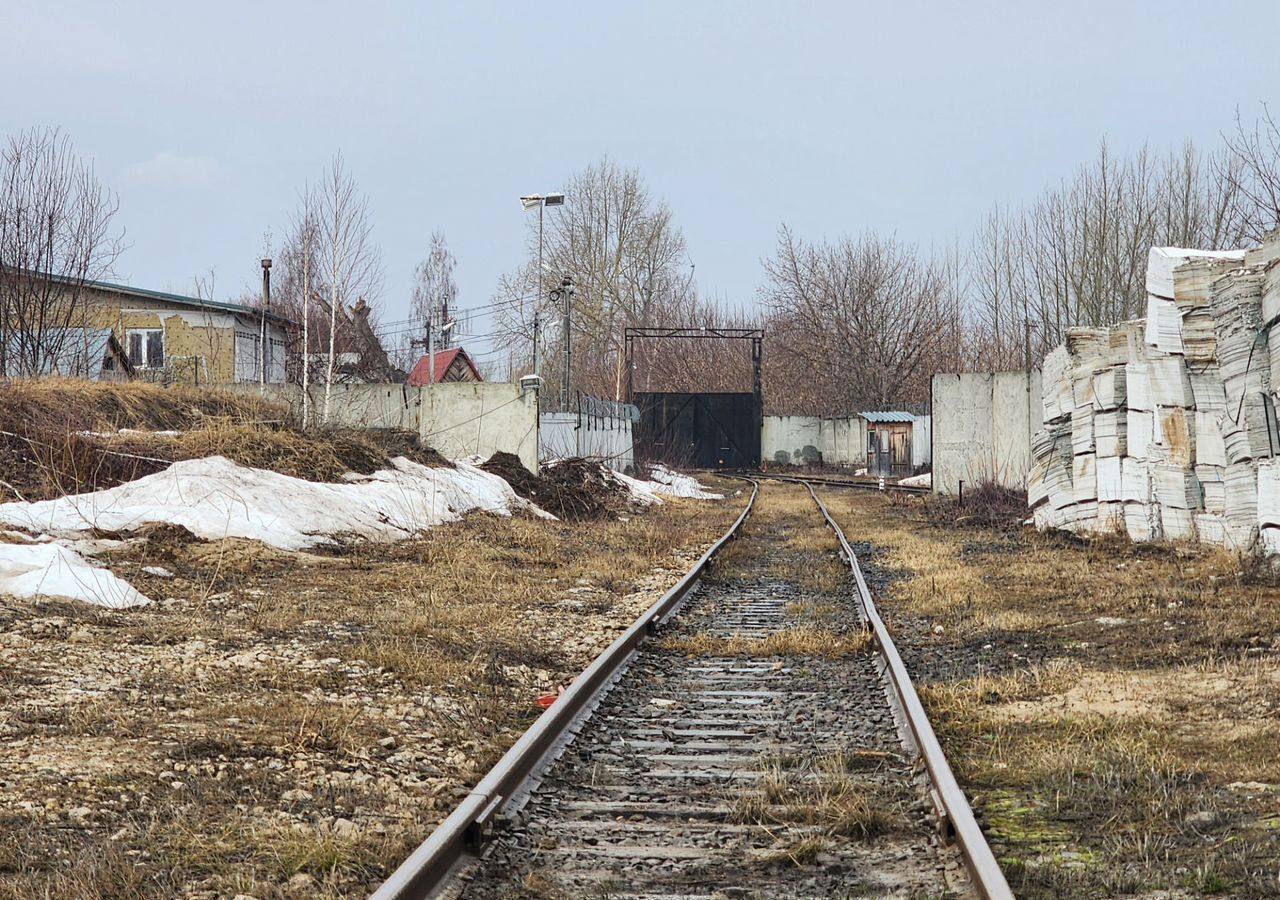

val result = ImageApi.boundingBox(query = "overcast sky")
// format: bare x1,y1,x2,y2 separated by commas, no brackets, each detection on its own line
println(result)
5,0,1279,363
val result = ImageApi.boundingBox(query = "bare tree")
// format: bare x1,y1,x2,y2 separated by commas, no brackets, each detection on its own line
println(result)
268,157,382,419
0,127,124,377
759,227,959,411
494,159,696,403
969,139,1252,367
412,231,459,344
1218,105,1280,242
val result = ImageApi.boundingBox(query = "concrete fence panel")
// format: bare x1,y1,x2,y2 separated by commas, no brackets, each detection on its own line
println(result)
224,382,540,472
931,371,1040,495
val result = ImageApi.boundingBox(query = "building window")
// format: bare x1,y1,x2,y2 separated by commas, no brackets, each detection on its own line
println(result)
127,329,164,369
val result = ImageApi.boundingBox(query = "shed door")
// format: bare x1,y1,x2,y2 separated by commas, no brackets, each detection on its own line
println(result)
891,429,912,476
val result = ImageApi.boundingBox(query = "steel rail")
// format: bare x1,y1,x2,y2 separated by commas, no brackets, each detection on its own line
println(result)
370,479,760,900
754,471,931,495
804,482,1014,900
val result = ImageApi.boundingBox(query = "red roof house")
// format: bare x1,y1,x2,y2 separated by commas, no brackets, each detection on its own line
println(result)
406,347,483,385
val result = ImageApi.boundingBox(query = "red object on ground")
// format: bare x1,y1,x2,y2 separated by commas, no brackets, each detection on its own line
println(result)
536,693,558,710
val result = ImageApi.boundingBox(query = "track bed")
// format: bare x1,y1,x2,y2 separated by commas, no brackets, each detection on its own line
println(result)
455,484,969,898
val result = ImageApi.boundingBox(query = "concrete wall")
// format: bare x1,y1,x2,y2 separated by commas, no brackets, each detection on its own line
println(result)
931,370,1041,495
540,412,634,471
762,416,868,467
912,415,932,468
226,382,540,472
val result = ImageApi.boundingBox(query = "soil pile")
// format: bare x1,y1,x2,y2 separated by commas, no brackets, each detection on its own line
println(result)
482,453,629,521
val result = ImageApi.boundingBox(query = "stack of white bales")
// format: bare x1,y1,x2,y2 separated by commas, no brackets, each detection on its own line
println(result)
1027,241,1280,551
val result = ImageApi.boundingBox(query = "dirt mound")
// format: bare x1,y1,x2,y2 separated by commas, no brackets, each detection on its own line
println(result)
481,453,629,521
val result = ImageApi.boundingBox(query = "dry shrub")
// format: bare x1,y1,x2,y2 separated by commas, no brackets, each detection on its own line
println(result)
925,479,1029,531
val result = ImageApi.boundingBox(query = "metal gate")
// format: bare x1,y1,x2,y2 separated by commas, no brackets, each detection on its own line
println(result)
635,392,762,470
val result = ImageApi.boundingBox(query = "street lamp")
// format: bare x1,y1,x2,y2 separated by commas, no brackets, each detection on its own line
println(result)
519,193,564,385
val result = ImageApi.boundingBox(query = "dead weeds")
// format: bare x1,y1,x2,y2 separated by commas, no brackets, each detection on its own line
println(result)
826,488,1280,898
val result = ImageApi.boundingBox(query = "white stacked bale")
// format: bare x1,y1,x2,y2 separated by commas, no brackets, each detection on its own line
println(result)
1194,412,1227,467
1145,294,1184,353
1153,406,1196,467
1147,246,1247,298
1257,459,1280,554
1127,410,1154,459
1072,406,1095,455
1225,462,1260,548
1212,268,1269,420
1196,464,1226,513
1093,367,1127,410
1041,345,1073,424
1095,411,1127,457
1146,353,1194,407
1264,260,1280,390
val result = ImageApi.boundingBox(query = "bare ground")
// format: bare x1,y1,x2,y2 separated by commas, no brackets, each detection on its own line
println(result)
0,482,745,899
825,488,1280,898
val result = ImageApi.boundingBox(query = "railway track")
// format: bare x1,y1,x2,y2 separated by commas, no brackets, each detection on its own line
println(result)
373,479,1009,900
753,471,932,495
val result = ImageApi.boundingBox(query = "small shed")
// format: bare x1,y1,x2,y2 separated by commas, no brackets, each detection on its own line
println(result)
406,347,483,385
861,411,917,478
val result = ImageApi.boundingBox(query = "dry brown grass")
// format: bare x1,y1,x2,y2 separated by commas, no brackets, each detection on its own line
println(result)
0,377,443,501
0,489,744,898
825,488,1280,898
733,749,902,868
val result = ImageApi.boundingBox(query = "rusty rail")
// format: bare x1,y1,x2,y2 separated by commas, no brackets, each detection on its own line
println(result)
370,479,759,900
804,482,1013,900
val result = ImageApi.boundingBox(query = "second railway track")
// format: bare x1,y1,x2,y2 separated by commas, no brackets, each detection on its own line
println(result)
375,479,1010,900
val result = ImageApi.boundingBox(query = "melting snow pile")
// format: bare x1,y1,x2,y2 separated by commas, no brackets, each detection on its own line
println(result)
612,466,723,504
899,472,931,488
0,455,543,554
0,534,149,609
642,465,723,499
1028,237,1280,551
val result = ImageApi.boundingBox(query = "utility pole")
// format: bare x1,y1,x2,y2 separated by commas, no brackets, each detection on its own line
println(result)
556,276,575,410
427,305,436,385
259,258,272,387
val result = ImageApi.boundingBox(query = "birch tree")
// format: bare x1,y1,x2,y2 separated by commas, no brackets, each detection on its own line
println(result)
318,155,382,420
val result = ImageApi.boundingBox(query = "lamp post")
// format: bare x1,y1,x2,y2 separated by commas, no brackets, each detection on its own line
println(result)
519,192,564,386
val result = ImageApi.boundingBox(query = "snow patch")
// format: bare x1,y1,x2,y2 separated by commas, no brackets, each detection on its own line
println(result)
898,472,932,488
642,465,723,499
0,455,547,553
0,541,150,608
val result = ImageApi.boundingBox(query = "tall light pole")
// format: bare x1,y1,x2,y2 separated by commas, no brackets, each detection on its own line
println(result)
519,192,564,387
